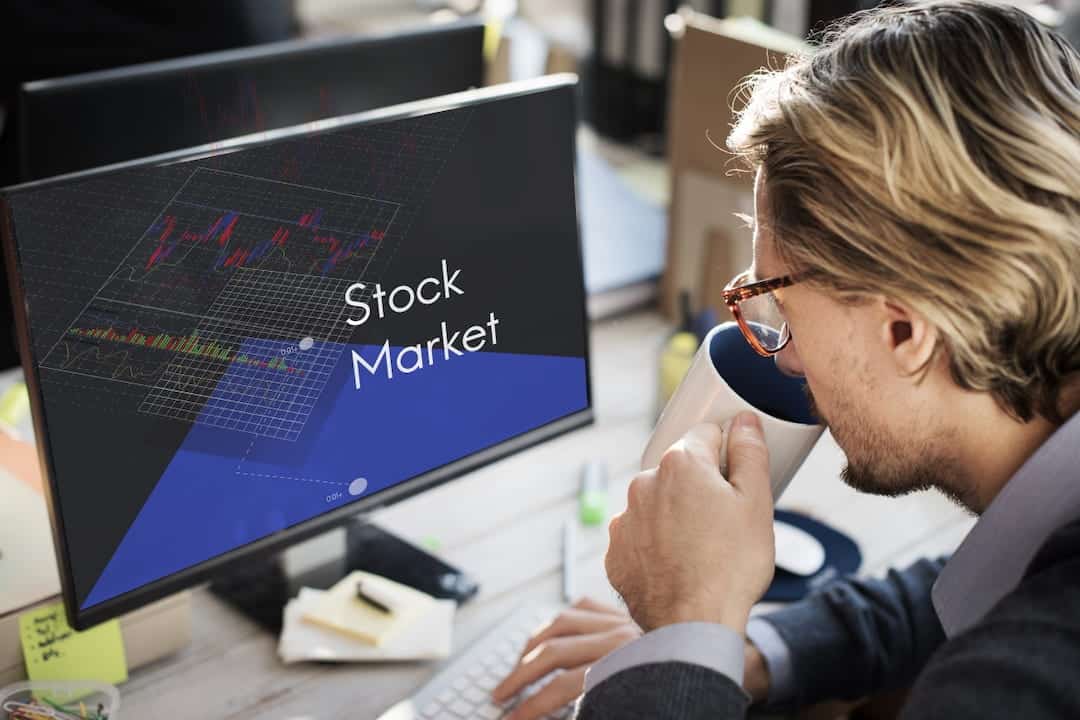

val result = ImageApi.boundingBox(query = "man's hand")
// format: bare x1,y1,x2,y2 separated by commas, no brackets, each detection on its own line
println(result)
491,597,641,720
605,412,776,633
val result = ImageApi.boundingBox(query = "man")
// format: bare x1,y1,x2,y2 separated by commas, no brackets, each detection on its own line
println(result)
491,0,1080,717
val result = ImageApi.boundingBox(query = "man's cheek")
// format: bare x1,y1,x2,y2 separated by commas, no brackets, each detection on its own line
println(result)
604,522,624,582
801,373,829,426
775,332,805,376
802,383,823,424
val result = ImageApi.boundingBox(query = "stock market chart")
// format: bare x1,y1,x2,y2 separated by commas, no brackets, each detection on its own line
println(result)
4,85,590,616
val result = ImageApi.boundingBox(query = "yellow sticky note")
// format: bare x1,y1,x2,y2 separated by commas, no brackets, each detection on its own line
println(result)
302,571,434,646
19,602,128,684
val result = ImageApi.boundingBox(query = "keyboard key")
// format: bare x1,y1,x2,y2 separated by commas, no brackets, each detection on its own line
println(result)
448,700,475,717
374,605,566,720
464,687,488,704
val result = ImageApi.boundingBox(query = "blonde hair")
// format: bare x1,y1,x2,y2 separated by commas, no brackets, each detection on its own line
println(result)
728,0,1080,423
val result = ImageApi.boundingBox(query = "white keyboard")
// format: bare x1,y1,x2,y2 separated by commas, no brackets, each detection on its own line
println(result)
376,602,576,720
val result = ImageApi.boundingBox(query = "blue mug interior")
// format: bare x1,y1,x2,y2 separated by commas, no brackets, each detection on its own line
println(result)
708,323,817,425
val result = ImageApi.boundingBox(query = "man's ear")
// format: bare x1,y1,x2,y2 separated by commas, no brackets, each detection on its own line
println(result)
880,299,938,375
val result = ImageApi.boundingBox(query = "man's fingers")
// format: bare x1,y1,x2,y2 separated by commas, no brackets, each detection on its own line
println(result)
726,411,771,502
674,422,726,469
493,630,628,703
503,666,585,720
572,596,626,617
518,608,628,658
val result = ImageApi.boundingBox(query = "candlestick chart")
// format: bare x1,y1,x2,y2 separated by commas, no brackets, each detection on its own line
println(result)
40,167,397,440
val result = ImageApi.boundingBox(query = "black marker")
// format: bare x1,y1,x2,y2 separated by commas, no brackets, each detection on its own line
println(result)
356,581,395,614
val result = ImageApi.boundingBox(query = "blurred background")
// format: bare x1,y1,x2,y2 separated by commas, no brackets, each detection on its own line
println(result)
2,0,1077,372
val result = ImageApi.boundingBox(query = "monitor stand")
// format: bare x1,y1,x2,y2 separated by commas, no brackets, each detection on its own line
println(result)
208,517,480,633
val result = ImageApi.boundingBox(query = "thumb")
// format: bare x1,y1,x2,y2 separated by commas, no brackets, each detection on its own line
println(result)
726,411,771,502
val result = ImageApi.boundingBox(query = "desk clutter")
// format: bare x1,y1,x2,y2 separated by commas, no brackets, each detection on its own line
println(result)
16,605,126,688
0,400,192,690
278,571,456,664
0,680,119,720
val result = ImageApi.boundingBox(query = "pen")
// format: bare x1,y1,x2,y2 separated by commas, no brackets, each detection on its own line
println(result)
562,518,577,604
0,382,29,440
579,460,608,526
356,581,395,614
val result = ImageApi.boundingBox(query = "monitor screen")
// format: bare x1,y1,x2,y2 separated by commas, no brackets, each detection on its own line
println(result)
18,21,484,182
2,77,591,629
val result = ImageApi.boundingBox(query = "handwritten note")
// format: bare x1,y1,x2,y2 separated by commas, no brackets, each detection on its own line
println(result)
19,602,128,684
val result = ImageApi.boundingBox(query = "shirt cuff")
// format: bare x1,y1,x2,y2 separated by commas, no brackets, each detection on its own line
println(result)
745,616,796,706
583,622,745,693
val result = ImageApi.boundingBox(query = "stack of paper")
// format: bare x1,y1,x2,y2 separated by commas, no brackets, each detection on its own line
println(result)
278,571,455,664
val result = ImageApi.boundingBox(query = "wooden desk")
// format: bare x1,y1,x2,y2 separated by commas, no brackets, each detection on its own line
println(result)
117,310,973,719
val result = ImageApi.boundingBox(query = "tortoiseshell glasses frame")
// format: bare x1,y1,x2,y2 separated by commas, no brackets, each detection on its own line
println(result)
720,270,800,357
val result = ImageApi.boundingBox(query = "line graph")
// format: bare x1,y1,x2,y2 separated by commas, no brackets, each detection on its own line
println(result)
141,206,385,275
40,168,394,438
108,168,397,297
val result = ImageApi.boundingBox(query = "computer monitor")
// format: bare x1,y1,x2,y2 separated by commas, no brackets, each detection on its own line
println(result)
17,20,485,182
1,75,591,630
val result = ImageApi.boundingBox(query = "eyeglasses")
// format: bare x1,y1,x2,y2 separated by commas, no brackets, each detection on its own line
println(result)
721,270,798,357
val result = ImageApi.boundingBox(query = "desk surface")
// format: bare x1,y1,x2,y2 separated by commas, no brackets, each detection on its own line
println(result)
117,309,973,719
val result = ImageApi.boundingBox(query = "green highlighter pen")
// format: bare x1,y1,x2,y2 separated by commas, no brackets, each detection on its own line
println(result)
0,382,30,439
579,461,608,527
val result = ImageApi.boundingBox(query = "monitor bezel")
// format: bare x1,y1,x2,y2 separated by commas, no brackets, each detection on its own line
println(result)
1,74,593,630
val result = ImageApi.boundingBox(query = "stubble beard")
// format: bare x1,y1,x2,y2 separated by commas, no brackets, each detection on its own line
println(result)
804,380,974,509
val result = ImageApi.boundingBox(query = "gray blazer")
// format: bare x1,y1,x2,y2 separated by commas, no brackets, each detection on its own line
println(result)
576,517,1080,719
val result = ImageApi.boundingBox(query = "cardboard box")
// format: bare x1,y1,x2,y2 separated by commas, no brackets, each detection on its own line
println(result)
661,11,806,318
701,223,745,313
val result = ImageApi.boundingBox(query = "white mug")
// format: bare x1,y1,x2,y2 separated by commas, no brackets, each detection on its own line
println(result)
642,323,824,501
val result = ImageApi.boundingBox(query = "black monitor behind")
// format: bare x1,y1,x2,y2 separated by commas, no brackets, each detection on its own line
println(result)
18,20,485,182
2,20,483,370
